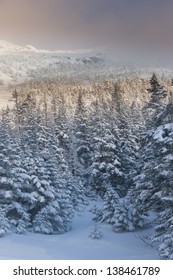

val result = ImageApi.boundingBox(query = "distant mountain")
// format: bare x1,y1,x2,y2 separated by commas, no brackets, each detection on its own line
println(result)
0,40,173,86
0,40,106,85
0,40,20,51
0,40,40,53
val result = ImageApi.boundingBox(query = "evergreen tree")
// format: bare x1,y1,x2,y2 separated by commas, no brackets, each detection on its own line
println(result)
0,208,10,237
95,185,143,232
50,92,70,158
146,73,167,112
89,223,103,239
132,102,173,258
73,92,92,187
89,99,125,197
0,139,32,233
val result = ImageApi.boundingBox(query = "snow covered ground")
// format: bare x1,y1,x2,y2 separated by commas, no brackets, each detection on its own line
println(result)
0,202,158,260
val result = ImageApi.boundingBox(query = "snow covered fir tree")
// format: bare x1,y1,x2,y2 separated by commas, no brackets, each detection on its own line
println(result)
0,70,173,259
130,74,173,259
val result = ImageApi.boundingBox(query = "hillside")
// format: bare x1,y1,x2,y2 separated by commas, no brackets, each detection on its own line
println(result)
0,41,173,87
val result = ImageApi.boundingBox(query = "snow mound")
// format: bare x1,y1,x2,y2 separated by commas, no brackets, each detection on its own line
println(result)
23,45,38,51
0,40,40,53
0,40,21,52
153,123,173,142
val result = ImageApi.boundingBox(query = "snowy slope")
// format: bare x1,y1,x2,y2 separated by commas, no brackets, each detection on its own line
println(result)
0,40,173,87
0,202,158,260
0,41,106,85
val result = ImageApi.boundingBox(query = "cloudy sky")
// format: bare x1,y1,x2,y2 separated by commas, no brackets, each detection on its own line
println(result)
0,0,172,50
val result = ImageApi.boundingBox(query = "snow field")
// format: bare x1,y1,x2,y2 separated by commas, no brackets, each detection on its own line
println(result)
0,202,158,260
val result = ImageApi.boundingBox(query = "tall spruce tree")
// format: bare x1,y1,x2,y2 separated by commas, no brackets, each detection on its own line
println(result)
89,96,125,197
131,100,173,258
146,73,167,113
73,92,92,186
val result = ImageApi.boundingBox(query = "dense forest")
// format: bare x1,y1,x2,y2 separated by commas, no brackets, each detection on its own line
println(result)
0,73,173,259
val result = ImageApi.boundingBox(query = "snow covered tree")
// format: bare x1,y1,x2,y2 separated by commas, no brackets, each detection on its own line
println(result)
0,208,10,237
50,92,70,159
73,92,92,185
148,103,173,259
29,151,73,234
131,101,173,258
109,83,139,193
0,140,32,233
110,83,129,130
89,223,103,239
89,99,126,197
95,185,143,232
147,73,167,109
132,102,172,211
99,185,120,223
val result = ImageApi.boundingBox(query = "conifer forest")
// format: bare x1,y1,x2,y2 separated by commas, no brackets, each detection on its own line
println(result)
0,67,173,260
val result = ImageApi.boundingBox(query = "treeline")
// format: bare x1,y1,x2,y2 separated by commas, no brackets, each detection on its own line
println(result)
0,74,173,259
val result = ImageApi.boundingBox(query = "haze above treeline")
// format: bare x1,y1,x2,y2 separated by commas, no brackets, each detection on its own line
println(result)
0,0,172,52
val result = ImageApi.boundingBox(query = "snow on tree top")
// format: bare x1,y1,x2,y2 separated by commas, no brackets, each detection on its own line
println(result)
153,123,173,142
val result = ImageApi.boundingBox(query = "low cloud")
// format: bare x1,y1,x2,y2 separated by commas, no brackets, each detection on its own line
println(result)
0,0,172,51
